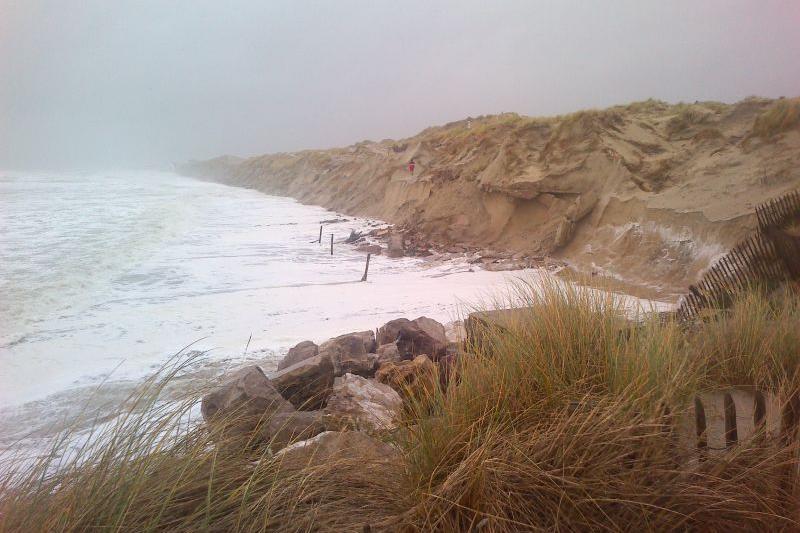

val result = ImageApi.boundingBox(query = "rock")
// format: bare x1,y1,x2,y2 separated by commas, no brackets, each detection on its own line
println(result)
320,330,376,354
319,331,378,377
375,342,402,365
377,318,413,345
386,233,405,258
275,430,400,467
413,316,447,345
201,366,330,448
356,244,382,255
264,410,332,450
270,355,335,410
278,340,319,371
201,365,295,435
324,374,403,431
377,317,448,360
375,355,438,401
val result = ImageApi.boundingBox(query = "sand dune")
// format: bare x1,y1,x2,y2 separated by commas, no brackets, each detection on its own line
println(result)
181,97,800,299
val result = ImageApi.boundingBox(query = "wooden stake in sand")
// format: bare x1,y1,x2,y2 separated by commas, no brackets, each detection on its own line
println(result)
318,225,323,243
330,234,334,255
361,253,371,282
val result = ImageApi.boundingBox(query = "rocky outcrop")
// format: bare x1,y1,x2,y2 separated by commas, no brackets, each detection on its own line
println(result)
324,373,403,431
269,355,334,410
278,340,319,371
202,318,451,452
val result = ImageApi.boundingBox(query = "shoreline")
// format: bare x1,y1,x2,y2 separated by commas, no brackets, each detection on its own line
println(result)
180,97,800,301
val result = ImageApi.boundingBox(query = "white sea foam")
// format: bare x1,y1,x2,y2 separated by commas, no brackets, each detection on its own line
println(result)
0,170,668,450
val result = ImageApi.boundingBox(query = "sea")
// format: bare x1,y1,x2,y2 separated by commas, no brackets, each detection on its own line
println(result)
0,169,572,451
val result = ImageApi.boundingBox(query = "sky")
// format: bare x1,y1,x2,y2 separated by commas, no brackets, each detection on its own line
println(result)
1,0,799,170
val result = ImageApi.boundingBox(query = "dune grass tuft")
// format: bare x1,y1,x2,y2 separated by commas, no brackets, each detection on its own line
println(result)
751,97,800,139
2,281,799,531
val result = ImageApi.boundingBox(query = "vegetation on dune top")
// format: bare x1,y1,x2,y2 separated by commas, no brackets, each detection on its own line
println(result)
751,97,800,139
2,281,800,531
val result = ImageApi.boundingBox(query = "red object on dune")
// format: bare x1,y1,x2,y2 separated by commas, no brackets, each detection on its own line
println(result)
408,160,415,174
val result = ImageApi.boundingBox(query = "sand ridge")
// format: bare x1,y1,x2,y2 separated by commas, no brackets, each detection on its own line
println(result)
181,97,800,299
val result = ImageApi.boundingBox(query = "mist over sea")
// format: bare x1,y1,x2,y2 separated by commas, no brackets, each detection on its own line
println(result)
0,170,561,447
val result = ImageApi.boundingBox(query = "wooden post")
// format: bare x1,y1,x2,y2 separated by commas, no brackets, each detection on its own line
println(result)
361,253,371,281
318,225,323,243
330,233,334,255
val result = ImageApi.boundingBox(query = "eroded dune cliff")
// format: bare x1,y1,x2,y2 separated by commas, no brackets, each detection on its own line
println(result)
181,97,800,298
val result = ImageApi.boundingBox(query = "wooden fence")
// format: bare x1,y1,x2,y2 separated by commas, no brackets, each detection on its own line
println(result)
677,188,800,321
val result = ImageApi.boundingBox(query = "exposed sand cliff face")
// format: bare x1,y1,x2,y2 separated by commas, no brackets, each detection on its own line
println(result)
181,97,800,299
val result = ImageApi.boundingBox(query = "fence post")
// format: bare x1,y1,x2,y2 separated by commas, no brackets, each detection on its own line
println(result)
361,253,371,282
330,234,334,255
318,225,323,243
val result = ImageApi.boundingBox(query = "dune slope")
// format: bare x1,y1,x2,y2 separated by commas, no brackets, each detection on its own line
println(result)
181,97,800,298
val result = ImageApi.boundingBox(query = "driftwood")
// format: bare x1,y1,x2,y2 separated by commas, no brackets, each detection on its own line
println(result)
344,230,363,244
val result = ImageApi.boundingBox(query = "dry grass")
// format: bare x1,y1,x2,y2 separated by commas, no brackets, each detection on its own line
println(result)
2,281,799,531
666,106,710,137
692,127,724,143
751,98,800,139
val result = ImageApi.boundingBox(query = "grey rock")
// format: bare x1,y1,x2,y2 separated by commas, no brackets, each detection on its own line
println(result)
377,316,448,360
324,373,403,431
375,342,402,366
319,331,378,377
201,365,294,432
270,355,335,410
278,340,319,371
275,430,400,467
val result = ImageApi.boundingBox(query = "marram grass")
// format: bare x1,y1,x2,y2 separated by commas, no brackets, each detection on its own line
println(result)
1,281,799,532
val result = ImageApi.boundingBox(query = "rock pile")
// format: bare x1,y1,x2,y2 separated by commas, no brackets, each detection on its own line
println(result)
201,315,457,455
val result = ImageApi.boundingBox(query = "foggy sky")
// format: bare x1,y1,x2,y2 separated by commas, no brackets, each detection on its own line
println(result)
1,0,799,171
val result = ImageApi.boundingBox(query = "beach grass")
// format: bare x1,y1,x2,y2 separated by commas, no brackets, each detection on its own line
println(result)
1,281,799,531
751,97,800,139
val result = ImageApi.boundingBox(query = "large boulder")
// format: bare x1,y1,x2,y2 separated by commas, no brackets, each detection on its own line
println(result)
414,316,447,344
377,318,413,345
377,317,448,360
201,365,295,434
263,410,334,451
269,355,335,410
375,342,402,366
319,331,378,377
278,340,319,371
201,365,333,449
275,430,400,467
375,355,438,401
320,330,376,353
324,374,403,431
